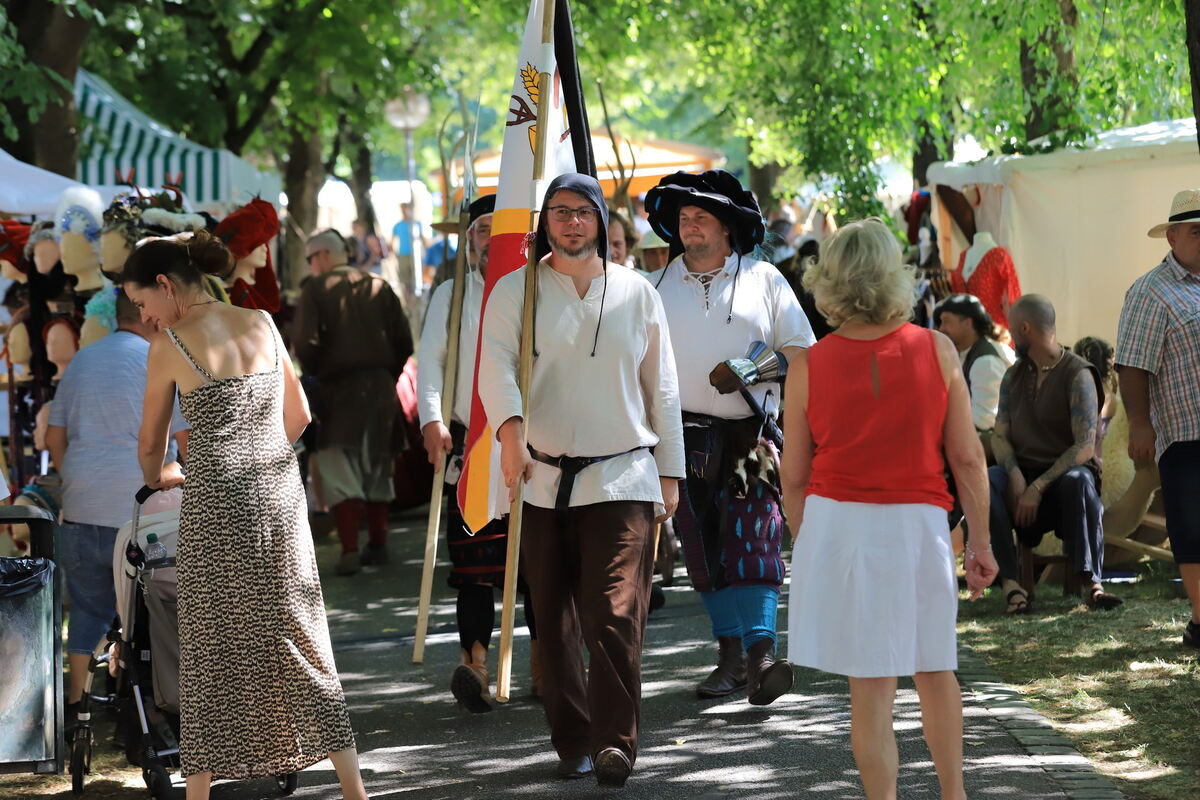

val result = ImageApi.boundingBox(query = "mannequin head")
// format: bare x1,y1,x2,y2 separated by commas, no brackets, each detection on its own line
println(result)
55,187,105,291
100,230,133,274
80,283,119,347
100,193,147,276
43,316,80,376
232,243,268,284
6,310,32,372
26,221,59,275
214,198,279,285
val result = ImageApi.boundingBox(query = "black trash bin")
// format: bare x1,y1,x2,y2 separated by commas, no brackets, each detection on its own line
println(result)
0,505,63,777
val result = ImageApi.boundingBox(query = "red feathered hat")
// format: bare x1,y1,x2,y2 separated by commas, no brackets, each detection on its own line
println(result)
215,198,279,259
0,219,31,267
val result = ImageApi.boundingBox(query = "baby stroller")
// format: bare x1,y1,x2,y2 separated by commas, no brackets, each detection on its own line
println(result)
70,487,297,797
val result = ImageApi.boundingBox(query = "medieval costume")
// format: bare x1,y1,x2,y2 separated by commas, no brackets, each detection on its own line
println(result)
645,170,814,705
478,174,684,787
951,232,1022,332
292,247,413,573
416,195,537,712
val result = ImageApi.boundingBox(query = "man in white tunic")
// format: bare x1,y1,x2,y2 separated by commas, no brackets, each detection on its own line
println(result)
479,173,684,788
645,170,814,706
418,196,538,713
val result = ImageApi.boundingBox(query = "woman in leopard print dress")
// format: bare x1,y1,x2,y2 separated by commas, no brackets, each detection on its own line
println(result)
124,232,367,800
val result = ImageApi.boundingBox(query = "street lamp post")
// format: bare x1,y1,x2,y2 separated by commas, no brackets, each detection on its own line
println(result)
385,89,431,296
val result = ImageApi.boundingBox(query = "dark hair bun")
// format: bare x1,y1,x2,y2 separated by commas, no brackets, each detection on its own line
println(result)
189,230,234,276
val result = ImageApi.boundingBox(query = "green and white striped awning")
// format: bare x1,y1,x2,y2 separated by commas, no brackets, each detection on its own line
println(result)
74,69,279,209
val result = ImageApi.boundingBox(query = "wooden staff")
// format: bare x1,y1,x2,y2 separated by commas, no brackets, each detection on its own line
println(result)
496,0,557,703
412,203,472,664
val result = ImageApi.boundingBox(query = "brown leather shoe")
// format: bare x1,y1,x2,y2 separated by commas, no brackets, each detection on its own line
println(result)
696,636,747,698
450,644,492,713
594,747,631,787
746,638,793,706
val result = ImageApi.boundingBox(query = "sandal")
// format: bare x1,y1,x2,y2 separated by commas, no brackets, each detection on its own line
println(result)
1086,587,1123,610
1005,588,1031,615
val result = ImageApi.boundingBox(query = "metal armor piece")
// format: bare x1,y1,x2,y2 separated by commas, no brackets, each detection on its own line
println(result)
708,340,788,395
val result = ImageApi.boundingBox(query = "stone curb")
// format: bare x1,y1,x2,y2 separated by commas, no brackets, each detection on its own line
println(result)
956,647,1129,800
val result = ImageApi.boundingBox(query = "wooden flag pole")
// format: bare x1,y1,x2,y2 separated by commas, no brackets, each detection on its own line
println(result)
412,204,472,664
496,0,557,703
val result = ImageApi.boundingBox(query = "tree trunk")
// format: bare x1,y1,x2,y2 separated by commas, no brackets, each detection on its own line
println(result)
913,116,954,188
748,158,782,216
343,130,376,229
1,0,92,175
1186,1,1200,157
282,125,324,291
1019,0,1079,142
31,6,91,176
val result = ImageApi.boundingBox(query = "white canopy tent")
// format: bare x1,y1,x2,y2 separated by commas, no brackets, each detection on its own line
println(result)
0,147,82,216
927,118,1200,344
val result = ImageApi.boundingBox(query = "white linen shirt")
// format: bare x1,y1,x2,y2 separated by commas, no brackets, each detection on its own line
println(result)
417,269,484,428
478,261,686,513
647,253,814,419
960,342,1016,430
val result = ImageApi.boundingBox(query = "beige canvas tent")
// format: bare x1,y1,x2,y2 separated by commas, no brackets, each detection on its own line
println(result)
927,118,1200,344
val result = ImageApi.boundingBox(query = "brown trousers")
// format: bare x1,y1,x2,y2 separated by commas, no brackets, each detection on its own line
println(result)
521,501,655,765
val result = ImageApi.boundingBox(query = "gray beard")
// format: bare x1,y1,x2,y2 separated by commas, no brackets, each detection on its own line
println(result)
548,231,596,260
683,241,722,263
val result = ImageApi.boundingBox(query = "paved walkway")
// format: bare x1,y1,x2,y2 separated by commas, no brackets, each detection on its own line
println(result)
14,506,1126,798
200,506,1123,800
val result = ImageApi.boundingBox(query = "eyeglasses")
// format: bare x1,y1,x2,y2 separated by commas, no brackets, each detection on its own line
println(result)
546,205,599,223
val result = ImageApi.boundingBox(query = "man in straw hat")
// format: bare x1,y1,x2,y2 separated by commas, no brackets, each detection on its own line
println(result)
644,169,814,706
417,195,538,713
478,173,684,788
1117,189,1200,647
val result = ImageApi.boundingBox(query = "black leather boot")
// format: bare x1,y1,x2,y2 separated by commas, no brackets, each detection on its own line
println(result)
746,638,794,706
696,636,747,698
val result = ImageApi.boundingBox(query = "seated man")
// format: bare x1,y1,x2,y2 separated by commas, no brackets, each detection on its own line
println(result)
934,293,1015,461
988,294,1120,613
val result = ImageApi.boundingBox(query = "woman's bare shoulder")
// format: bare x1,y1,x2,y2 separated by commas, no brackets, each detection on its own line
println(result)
929,330,961,384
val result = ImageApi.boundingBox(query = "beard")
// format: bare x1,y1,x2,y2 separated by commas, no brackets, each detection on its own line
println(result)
548,230,597,260
682,236,721,262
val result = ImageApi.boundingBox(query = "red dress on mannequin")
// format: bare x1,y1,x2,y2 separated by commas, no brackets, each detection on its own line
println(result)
951,247,1022,330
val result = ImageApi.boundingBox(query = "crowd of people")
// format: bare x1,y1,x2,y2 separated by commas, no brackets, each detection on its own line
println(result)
38,169,1200,799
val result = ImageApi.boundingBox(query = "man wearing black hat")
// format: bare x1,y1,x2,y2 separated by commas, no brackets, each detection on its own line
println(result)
645,170,814,707
478,173,685,788
417,195,538,713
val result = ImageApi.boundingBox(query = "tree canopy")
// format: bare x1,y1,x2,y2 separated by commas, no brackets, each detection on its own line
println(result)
0,0,1191,219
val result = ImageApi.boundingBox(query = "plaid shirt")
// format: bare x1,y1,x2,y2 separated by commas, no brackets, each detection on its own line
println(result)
1115,252,1200,460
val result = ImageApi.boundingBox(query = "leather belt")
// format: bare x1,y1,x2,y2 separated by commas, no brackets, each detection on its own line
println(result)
527,444,648,526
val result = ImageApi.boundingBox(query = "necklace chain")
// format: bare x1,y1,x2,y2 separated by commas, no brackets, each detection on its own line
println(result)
186,298,219,311
1039,346,1066,372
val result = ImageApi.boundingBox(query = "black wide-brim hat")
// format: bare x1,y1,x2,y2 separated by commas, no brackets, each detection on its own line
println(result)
645,169,765,259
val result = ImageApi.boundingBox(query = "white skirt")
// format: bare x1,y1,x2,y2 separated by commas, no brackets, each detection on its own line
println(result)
787,495,958,678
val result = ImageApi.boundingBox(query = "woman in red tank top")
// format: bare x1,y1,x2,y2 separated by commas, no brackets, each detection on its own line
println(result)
781,219,998,800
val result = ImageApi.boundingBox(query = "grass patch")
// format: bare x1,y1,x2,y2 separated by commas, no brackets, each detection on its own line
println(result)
0,732,146,797
958,562,1200,800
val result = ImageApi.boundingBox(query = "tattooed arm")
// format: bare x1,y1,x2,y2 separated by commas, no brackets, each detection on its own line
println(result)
1029,370,1099,493
989,368,1019,476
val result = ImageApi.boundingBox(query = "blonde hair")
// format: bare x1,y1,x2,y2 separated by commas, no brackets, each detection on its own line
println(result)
802,218,915,327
